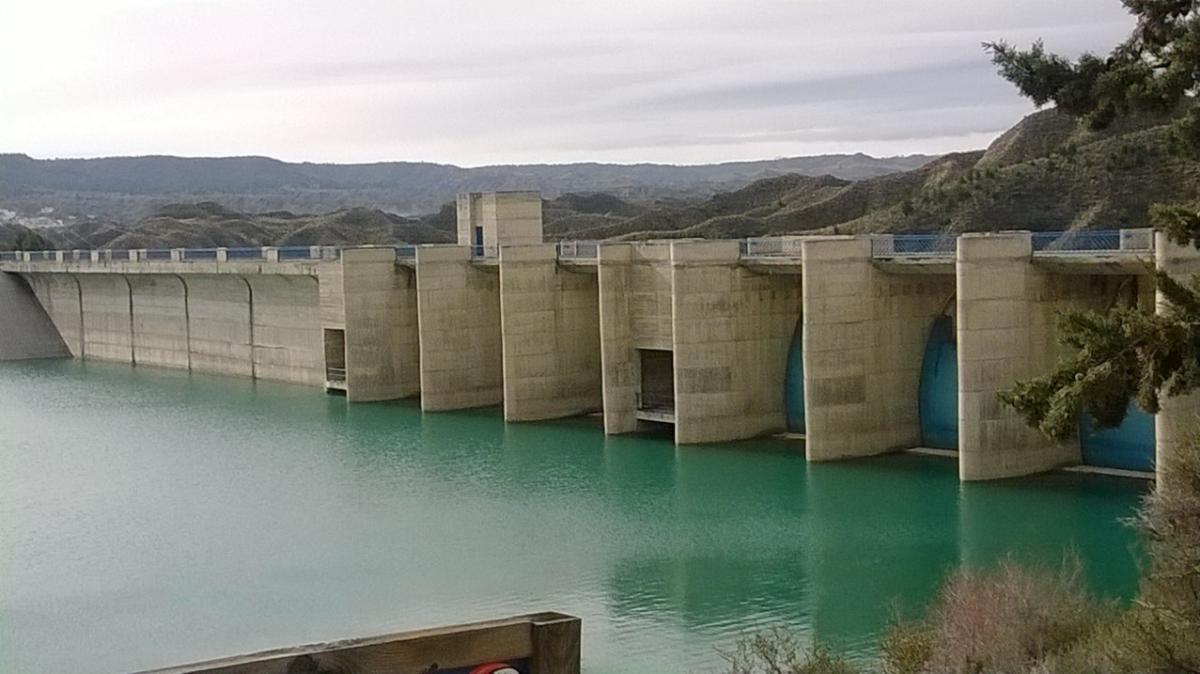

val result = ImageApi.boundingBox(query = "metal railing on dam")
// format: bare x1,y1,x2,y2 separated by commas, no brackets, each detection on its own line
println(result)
870,234,958,257
736,228,1155,260
0,228,1158,266
557,240,599,261
0,246,342,263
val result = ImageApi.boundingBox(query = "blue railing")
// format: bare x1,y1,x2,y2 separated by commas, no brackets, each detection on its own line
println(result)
183,248,218,261
277,246,314,261
1031,229,1144,254
225,247,265,260
0,231,1157,267
872,234,957,257
0,246,343,263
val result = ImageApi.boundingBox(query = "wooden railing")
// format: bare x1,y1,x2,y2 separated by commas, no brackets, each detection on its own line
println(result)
136,612,580,674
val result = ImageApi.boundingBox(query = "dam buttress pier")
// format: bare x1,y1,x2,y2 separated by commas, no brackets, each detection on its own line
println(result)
1,192,1190,483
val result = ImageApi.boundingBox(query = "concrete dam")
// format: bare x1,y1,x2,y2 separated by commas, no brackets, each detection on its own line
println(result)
2,191,1194,483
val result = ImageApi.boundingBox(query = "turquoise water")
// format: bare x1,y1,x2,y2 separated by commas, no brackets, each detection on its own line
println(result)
0,361,1146,674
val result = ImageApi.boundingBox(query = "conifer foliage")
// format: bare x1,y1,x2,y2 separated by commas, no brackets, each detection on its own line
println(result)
986,0,1200,438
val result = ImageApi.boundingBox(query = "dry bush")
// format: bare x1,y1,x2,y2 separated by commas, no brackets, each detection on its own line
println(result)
1089,434,1200,673
879,613,932,674
890,557,1114,674
721,627,860,674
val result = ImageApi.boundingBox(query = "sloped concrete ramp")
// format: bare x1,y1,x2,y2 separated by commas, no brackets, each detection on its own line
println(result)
0,272,69,361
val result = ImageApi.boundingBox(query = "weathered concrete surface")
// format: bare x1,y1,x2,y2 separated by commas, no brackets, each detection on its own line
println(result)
77,274,135,363
598,243,673,434
245,275,324,386
957,233,1087,480
499,244,601,421
338,248,420,402
23,273,82,355
186,275,254,378
0,273,70,361
671,240,803,444
415,245,504,411
456,191,543,248
129,275,190,370
597,243,637,434
1155,232,1200,487
801,237,955,460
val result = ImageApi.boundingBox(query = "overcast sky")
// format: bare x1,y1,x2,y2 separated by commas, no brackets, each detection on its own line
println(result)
1,0,1134,166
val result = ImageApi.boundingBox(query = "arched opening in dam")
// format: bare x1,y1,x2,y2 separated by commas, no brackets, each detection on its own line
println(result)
785,318,804,434
1080,403,1156,472
918,315,958,450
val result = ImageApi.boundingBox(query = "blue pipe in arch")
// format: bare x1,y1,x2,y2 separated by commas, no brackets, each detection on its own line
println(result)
1080,403,1155,472
919,315,959,450
785,318,805,433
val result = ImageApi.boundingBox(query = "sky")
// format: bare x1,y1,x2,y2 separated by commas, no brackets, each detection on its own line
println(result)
0,0,1135,166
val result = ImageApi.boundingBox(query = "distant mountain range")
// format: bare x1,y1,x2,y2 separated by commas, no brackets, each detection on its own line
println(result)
0,152,934,223
3,106,1195,251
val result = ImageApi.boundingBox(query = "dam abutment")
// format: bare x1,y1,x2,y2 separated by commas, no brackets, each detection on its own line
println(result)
0,272,70,361
1154,232,1200,489
499,243,602,422
414,245,504,411
671,240,802,444
956,233,1080,480
800,237,953,461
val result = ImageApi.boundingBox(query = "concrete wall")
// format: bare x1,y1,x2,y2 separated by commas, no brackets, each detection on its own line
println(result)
8,232,1188,484
456,191,543,248
129,275,190,370
597,243,673,434
1155,232,1200,487
23,273,82,355
0,273,70,360
415,245,504,411
499,244,602,420
186,275,254,377
78,274,135,363
337,248,421,402
597,243,637,434
801,238,954,460
244,275,324,386
957,233,1097,480
20,270,323,386
671,241,803,444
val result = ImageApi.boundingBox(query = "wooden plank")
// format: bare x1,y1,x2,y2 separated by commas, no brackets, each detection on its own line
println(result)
137,613,579,674
529,614,581,674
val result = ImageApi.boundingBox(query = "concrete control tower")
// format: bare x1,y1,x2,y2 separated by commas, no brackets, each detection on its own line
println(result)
456,191,544,253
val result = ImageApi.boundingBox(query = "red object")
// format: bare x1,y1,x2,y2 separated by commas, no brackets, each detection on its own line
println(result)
469,664,518,674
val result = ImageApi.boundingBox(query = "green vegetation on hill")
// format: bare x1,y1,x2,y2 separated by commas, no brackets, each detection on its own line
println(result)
534,107,1195,242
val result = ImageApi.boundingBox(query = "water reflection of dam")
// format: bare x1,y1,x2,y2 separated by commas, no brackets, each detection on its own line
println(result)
599,445,1144,660
0,191,1191,482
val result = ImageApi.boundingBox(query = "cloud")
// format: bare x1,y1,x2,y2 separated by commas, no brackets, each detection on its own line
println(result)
0,0,1135,164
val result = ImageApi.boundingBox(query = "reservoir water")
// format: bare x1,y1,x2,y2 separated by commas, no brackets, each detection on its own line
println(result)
0,360,1146,674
